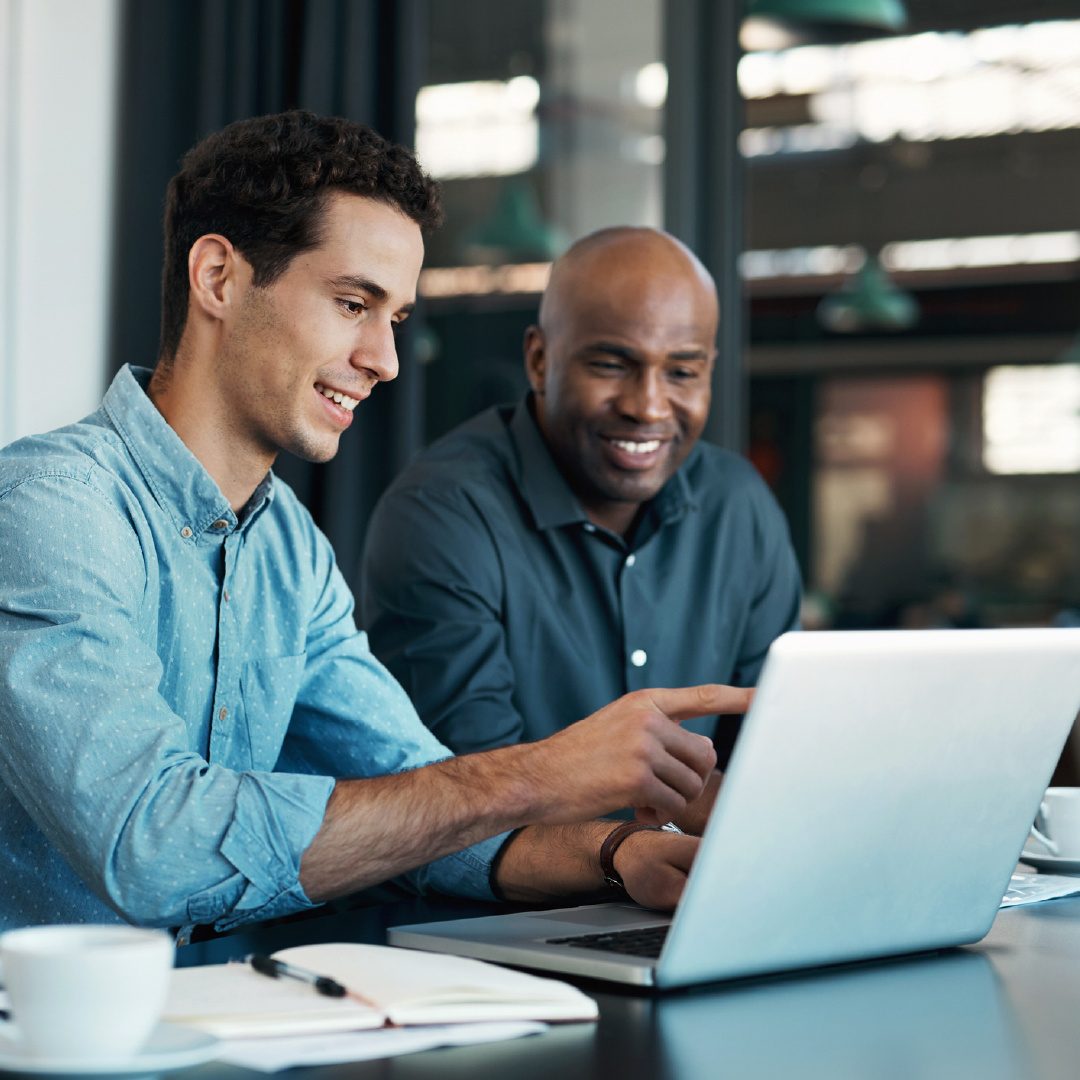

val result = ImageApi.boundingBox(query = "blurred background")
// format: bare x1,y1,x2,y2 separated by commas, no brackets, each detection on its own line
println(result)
4,0,1080,637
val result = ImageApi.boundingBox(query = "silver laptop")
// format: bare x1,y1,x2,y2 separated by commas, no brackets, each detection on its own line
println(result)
389,629,1080,988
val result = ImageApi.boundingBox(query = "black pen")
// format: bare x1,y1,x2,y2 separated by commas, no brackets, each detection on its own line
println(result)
247,953,347,998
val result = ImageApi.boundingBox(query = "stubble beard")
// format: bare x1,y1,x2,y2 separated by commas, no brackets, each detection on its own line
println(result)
223,287,342,467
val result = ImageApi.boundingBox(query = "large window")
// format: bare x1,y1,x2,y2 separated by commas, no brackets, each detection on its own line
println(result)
416,0,665,442
744,10,1080,629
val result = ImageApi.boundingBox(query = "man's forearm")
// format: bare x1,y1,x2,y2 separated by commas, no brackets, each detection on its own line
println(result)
491,821,611,904
495,821,701,911
300,684,746,903
299,745,542,902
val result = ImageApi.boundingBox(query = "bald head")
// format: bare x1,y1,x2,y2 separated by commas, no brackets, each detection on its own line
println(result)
539,227,718,340
524,227,718,537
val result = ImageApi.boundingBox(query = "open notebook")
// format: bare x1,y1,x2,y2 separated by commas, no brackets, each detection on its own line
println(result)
165,942,597,1037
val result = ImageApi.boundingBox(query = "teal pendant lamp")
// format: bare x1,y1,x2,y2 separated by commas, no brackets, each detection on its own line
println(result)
747,0,907,31
458,179,567,265
817,253,919,334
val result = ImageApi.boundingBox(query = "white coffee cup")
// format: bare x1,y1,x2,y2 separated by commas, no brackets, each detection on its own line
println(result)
0,924,174,1064
1027,787,1080,859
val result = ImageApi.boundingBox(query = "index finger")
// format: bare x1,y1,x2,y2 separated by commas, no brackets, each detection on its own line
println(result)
645,684,755,723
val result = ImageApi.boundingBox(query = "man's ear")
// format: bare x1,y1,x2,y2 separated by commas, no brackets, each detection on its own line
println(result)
187,234,243,323
523,325,547,395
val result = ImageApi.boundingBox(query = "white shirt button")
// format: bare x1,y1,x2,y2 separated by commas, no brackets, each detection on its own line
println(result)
626,554,636,567
213,519,228,530
631,649,647,667
583,523,597,533
180,526,193,539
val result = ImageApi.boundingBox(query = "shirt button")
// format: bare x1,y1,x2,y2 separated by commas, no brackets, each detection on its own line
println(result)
223,588,230,603
626,554,636,567
631,649,647,667
180,526,193,539
213,519,228,530
583,523,597,533
219,707,227,722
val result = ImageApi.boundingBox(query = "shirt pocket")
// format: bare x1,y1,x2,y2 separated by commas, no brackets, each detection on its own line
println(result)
240,653,307,771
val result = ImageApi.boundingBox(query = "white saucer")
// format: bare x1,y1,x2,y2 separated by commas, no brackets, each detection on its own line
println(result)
0,1022,220,1075
1020,849,1080,875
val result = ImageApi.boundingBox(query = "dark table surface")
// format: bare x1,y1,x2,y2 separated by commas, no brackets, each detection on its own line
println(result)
174,890,1080,1080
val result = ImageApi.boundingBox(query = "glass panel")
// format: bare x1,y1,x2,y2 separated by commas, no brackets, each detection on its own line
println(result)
417,0,664,442
745,11,1080,631
738,21,1080,161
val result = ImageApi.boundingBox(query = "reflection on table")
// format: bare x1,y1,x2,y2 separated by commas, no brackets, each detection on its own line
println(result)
177,894,1080,1080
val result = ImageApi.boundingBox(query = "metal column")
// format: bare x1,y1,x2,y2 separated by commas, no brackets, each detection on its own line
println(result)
663,0,746,454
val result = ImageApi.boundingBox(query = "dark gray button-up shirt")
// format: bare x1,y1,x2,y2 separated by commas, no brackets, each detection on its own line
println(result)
360,398,801,759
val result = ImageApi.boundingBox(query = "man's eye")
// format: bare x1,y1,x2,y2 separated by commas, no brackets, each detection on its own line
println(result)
339,299,365,315
589,360,625,373
669,368,697,380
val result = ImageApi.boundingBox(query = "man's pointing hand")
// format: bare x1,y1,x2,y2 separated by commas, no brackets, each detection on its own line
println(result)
520,684,755,826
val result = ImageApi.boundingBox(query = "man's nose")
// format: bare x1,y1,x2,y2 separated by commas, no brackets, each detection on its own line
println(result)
617,368,671,424
353,319,400,383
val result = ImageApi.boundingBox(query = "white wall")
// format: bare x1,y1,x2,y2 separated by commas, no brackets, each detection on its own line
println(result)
0,0,119,448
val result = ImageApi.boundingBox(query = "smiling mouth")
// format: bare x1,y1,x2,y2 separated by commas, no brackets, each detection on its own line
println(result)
315,382,360,412
606,438,663,455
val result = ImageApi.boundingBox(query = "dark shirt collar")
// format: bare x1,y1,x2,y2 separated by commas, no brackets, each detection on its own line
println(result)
509,397,587,531
103,364,274,537
508,395,698,535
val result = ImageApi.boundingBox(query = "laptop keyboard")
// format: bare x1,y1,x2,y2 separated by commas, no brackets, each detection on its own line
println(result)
540,873,1080,963
540,874,1080,964
546,924,670,958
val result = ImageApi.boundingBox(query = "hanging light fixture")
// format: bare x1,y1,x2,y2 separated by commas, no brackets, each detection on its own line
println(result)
745,1,913,329
745,0,907,47
817,251,919,334
458,179,567,265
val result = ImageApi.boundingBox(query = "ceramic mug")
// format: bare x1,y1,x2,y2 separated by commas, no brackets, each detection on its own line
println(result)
0,924,174,1064
1027,787,1080,859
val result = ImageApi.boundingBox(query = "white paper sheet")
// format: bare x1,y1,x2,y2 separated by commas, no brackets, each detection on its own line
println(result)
217,1020,548,1072
164,963,383,1037
1000,872,1080,907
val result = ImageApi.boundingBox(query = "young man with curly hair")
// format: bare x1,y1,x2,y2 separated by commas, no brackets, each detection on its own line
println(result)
0,111,749,935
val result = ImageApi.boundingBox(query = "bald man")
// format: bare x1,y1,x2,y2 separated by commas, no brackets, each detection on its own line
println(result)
361,228,801,824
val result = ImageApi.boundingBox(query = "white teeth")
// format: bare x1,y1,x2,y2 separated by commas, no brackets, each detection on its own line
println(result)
611,439,661,454
314,383,359,412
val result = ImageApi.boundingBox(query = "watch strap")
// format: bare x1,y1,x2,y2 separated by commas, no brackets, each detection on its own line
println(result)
599,821,660,896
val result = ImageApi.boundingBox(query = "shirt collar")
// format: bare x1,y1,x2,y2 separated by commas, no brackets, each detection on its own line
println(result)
507,395,698,533
103,365,274,538
508,397,588,531
653,447,698,525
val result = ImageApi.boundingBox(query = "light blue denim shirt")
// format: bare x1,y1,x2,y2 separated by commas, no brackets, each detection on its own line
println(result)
0,365,506,933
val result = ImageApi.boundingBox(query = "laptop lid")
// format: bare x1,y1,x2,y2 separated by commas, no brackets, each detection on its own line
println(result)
391,629,1080,988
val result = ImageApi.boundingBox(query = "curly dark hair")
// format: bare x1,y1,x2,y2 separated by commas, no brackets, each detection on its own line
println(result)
158,110,443,363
